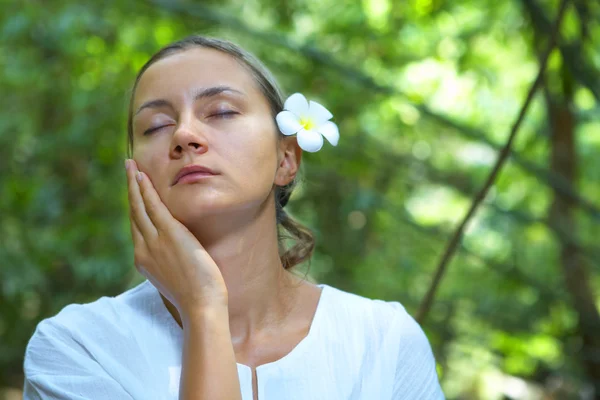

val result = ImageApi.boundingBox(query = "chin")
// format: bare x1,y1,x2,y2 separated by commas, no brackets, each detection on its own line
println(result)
169,196,242,220
171,200,225,217
166,187,271,220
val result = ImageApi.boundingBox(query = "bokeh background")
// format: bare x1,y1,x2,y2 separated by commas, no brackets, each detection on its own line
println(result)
1,0,599,399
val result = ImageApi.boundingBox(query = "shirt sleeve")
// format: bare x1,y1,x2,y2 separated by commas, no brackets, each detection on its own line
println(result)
390,305,445,400
23,318,134,400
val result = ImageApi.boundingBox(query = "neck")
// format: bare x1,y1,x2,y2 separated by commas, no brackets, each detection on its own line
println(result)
161,198,308,340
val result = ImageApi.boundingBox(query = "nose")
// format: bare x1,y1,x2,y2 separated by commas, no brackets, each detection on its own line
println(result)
170,121,208,158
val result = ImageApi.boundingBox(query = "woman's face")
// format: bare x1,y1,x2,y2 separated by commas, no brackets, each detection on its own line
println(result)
131,48,291,223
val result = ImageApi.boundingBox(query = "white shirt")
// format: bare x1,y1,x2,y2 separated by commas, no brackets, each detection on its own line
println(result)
23,280,445,399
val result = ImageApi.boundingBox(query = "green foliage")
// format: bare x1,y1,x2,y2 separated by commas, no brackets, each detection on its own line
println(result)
2,0,600,398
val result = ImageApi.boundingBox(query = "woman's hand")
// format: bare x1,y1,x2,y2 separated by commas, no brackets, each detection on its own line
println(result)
125,159,228,317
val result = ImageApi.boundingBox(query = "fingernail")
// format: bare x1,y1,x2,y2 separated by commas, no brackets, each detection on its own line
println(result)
136,171,143,182
124,159,130,170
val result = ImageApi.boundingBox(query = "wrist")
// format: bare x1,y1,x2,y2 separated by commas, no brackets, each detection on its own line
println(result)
180,284,228,310
181,302,229,329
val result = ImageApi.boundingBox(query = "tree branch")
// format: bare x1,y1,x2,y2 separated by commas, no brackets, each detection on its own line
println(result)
308,167,566,302
415,0,571,325
395,205,565,302
419,161,600,270
521,0,600,101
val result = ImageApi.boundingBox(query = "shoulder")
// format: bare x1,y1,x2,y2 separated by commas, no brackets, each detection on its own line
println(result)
320,284,437,363
24,280,154,374
321,284,419,338
319,285,444,397
33,279,153,332
319,284,437,361
22,284,153,400
330,287,436,360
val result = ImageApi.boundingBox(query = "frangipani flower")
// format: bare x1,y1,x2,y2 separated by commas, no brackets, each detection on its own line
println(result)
275,93,340,153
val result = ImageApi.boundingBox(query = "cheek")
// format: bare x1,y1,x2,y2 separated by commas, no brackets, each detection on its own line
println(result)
222,124,278,177
132,143,168,186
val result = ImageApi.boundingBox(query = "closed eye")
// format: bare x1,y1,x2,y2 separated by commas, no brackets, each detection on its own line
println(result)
210,111,238,119
143,125,168,135
143,111,237,135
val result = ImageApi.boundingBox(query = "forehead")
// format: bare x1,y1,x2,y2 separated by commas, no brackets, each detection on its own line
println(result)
133,48,257,107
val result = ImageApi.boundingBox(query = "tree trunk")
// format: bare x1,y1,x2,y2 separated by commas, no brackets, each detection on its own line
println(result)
546,72,600,396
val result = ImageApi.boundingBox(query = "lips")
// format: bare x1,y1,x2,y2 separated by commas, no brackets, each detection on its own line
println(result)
172,164,218,186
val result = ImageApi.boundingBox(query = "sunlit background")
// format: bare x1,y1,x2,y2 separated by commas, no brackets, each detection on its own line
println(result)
1,0,599,399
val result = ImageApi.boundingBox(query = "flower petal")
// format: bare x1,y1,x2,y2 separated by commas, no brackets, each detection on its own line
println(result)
307,100,333,125
276,111,302,135
297,129,324,153
284,93,309,115
317,121,339,146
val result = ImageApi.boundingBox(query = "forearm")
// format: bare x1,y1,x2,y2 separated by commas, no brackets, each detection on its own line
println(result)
179,305,242,400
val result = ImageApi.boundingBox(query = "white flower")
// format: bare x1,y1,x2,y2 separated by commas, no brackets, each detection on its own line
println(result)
275,93,340,153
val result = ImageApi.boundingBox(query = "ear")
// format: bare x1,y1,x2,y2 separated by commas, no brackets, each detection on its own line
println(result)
274,136,302,186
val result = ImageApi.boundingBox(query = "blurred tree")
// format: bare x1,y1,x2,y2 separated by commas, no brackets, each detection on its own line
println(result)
1,0,599,398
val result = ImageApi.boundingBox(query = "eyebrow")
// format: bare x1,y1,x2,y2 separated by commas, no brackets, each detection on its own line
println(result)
134,85,244,116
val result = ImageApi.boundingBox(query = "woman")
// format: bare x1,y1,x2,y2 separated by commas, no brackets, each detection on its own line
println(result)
23,36,444,400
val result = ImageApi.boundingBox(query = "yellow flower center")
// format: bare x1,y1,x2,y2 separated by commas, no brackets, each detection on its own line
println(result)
300,117,315,131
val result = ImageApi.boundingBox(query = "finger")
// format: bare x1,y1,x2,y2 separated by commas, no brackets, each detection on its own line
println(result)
129,207,147,253
126,159,158,239
135,169,175,235
129,210,151,275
